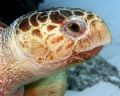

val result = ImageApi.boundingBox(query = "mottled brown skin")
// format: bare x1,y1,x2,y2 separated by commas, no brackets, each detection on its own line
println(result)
47,25,57,31
1,8,111,96
15,9,110,66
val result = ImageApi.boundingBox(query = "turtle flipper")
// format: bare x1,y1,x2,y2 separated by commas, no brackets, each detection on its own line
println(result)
24,70,67,96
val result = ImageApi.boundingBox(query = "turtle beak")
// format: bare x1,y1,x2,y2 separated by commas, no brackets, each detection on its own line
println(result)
90,20,112,45
69,20,112,64
74,20,112,53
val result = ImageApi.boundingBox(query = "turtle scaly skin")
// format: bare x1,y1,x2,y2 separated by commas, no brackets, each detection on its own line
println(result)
0,8,111,96
0,21,7,96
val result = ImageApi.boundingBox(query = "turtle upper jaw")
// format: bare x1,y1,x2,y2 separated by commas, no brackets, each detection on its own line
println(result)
66,20,111,65
74,20,111,53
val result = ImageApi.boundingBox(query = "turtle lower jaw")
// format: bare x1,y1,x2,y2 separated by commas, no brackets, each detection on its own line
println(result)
67,46,103,65
40,45,103,70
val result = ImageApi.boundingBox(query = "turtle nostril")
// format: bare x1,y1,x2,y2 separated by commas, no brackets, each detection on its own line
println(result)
68,23,80,33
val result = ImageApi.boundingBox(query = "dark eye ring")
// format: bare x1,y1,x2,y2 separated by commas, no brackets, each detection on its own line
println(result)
60,20,87,37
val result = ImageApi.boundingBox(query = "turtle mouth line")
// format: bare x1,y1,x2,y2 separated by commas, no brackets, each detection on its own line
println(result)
44,46,103,68
67,46,103,65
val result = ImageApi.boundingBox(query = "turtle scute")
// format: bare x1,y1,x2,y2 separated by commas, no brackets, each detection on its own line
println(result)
38,12,48,23
74,10,84,16
60,10,73,17
18,17,31,32
50,11,65,24
30,13,39,27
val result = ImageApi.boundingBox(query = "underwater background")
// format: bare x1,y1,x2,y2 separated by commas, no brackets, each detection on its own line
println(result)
39,0,120,96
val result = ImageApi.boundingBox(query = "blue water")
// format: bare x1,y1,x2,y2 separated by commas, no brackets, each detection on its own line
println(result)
39,0,120,68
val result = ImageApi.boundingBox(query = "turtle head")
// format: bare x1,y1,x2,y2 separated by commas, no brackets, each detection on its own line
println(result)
59,8,111,64
11,8,111,71
2,8,111,96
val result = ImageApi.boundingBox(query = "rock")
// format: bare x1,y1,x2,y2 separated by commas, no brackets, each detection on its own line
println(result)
67,56,120,91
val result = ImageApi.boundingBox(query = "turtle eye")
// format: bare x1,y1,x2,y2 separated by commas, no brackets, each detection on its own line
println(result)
67,23,80,32
60,20,87,37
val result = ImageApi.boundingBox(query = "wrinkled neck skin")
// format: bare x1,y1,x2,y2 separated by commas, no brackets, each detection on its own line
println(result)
2,26,25,96
2,24,68,96
0,33,4,96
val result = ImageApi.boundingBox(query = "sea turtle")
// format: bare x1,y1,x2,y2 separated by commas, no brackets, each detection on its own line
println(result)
0,8,111,96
